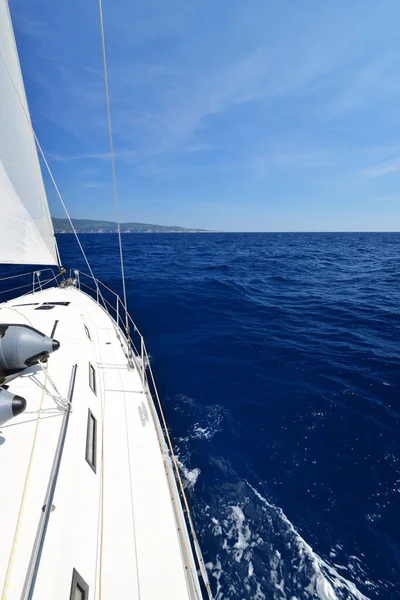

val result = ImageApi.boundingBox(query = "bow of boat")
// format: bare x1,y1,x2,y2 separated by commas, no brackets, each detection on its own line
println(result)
0,283,208,599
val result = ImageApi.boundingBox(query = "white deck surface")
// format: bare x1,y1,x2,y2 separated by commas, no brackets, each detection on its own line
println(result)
0,285,202,599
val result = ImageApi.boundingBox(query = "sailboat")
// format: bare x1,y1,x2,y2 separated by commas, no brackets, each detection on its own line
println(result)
0,1,213,598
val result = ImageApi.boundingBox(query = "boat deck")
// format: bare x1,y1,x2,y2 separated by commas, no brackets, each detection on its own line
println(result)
0,285,201,599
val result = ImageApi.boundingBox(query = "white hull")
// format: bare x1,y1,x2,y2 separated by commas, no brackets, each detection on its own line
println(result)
0,282,207,599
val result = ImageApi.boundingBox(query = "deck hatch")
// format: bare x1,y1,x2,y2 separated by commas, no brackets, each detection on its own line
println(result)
43,301,70,306
70,568,89,600
85,409,97,473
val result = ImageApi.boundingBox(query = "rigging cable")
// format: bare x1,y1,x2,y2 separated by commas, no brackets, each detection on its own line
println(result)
1,12,129,359
97,0,129,334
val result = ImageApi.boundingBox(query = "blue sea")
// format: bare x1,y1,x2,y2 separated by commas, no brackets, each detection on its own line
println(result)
2,232,400,599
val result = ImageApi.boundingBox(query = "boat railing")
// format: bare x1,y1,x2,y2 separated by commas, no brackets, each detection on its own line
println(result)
70,270,144,370
0,266,213,599
0,268,63,298
0,267,143,371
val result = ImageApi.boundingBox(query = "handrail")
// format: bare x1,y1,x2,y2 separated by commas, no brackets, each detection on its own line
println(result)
21,364,77,600
0,267,213,599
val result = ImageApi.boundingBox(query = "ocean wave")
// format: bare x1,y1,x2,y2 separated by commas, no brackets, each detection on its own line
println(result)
200,480,376,600
175,455,201,490
51,232,400,598
248,482,370,600
173,394,226,444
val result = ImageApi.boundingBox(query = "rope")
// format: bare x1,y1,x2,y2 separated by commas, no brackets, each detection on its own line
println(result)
1,364,49,599
37,362,70,410
0,306,34,325
97,0,129,334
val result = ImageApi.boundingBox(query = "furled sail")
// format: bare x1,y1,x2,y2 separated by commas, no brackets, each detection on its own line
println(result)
0,0,59,266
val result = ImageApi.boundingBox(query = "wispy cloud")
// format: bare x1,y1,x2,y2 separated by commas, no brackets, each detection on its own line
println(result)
12,0,400,230
269,152,333,169
130,150,333,180
19,0,400,166
82,182,109,189
369,195,399,203
10,11,48,39
48,150,138,163
362,158,400,178
48,151,110,162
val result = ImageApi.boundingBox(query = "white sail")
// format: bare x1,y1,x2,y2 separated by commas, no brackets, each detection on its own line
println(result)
0,0,58,266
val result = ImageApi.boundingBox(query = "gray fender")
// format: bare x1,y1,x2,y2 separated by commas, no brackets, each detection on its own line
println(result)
0,324,60,382
0,387,26,426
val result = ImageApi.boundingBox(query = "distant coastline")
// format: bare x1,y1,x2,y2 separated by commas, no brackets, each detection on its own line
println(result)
52,217,218,234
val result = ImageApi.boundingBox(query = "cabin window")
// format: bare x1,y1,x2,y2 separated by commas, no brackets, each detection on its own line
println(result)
84,324,91,340
70,569,88,600
85,409,97,473
89,362,96,395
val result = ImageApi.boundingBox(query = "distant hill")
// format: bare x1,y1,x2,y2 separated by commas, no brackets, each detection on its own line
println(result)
52,217,206,233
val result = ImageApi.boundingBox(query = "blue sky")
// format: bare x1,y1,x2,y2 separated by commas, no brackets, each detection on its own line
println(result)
10,0,400,231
